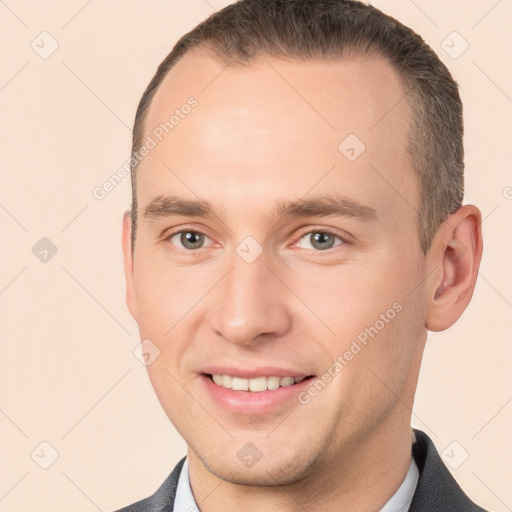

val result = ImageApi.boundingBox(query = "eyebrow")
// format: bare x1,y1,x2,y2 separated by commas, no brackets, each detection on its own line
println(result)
143,193,378,223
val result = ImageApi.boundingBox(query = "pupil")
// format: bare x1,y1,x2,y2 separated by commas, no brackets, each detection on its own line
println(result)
312,232,334,250
182,231,203,249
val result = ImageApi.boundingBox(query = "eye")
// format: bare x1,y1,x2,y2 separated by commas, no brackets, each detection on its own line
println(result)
167,230,214,250
295,230,346,251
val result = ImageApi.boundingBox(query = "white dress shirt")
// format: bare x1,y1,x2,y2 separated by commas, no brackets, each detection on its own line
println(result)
174,455,419,512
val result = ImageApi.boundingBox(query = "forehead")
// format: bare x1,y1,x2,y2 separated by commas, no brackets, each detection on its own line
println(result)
137,49,417,231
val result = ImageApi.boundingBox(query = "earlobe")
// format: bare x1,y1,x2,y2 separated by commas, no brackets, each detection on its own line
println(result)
425,205,483,332
122,209,139,321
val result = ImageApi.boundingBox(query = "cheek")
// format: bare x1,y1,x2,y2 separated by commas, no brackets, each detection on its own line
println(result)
353,288,425,397
131,266,201,383
299,263,403,343
317,300,422,440
145,362,193,430
132,259,202,335
311,256,424,392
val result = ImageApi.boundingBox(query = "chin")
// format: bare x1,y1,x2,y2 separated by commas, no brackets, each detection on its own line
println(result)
196,444,324,487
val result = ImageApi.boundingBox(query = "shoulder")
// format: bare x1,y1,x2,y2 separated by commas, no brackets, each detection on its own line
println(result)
112,456,186,512
410,429,488,512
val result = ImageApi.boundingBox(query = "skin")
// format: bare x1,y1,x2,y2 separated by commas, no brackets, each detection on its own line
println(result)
122,48,483,511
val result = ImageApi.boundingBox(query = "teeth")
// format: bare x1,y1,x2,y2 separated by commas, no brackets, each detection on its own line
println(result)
280,376,294,387
249,376,267,392
267,376,281,390
231,377,249,391
210,374,307,392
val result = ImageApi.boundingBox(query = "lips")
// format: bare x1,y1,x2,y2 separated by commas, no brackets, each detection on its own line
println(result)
198,365,316,413
201,370,315,415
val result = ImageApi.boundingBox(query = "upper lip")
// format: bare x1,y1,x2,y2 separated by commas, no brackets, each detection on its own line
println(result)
201,366,313,379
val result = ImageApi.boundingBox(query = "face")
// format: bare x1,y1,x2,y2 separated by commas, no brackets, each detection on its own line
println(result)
123,50,430,485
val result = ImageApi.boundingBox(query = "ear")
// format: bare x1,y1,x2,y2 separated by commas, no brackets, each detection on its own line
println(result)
122,209,139,321
425,205,483,332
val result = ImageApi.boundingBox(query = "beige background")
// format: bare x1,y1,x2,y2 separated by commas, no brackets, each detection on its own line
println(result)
1,0,511,511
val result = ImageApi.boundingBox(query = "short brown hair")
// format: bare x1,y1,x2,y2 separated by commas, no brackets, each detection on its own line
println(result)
129,0,464,254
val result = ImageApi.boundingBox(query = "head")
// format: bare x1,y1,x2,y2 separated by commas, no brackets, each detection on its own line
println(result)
122,0,482,488
129,0,466,256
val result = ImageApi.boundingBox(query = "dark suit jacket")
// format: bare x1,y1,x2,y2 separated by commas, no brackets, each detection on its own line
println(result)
114,429,488,511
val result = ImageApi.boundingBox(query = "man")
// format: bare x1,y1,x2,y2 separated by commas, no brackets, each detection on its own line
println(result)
116,0,487,510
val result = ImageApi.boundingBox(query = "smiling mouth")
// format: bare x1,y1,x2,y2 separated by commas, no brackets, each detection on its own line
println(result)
205,373,315,392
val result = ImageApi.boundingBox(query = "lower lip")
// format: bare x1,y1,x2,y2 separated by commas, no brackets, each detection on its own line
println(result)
201,374,314,415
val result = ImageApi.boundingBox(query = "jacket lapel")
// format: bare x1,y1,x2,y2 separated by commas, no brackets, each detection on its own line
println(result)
409,429,487,511
115,456,185,511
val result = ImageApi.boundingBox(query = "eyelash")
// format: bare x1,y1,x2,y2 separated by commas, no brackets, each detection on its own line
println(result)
165,226,349,252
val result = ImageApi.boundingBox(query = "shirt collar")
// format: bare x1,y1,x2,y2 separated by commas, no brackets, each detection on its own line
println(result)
379,455,419,512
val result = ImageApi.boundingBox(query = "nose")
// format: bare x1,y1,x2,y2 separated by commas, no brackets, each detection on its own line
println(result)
208,251,292,347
